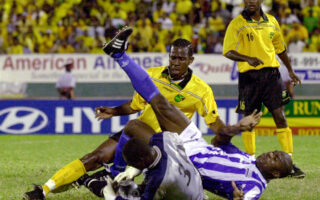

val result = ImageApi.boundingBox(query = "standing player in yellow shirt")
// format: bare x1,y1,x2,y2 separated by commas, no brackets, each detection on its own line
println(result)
24,37,256,199
223,0,304,178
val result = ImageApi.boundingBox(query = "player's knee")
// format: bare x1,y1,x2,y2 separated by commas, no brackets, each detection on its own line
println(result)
80,151,103,170
271,108,288,128
153,96,173,113
278,117,287,127
124,119,142,137
274,114,287,127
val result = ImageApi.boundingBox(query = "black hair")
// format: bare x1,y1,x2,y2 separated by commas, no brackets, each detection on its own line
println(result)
171,38,193,57
122,138,151,165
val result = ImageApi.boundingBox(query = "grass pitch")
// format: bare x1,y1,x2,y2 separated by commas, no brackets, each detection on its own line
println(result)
0,135,319,200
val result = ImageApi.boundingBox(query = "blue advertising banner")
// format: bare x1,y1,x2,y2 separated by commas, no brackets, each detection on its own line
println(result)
0,99,239,135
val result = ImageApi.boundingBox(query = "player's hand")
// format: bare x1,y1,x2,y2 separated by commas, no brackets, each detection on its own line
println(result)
103,176,116,200
232,181,244,200
114,166,141,183
289,71,301,86
246,57,264,67
95,106,115,121
239,109,262,131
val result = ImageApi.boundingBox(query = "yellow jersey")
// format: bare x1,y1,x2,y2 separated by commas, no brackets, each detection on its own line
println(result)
130,66,219,132
223,10,286,73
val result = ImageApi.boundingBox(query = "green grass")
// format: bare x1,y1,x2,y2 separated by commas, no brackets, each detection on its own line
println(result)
0,135,319,200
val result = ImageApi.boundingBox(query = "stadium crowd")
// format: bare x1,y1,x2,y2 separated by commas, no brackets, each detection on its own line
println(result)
1,0,320,54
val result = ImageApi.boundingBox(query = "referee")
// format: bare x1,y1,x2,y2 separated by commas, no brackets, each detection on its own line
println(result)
223,0,304,178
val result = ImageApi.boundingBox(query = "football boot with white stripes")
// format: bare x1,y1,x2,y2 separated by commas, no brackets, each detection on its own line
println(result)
103,26,133,57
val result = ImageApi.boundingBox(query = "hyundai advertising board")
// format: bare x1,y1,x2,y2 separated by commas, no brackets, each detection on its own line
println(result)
0,100,240,135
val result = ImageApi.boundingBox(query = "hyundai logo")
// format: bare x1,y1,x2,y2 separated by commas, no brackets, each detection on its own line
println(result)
0,107,48,134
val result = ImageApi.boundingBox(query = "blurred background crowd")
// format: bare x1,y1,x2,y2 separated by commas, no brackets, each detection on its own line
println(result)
1,0,320,54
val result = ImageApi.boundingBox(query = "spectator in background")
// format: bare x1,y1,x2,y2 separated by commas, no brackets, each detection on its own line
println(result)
162,0,175,14
303,9,319,34
56,61,76,100
176,0,193,21
58,41,75,53
209,12,226,32
7,36,23,54
204,32,216,53
281,8,300,25
214,36,224,53
215,1,232,24
2,0,320,54
110,5,127,27
287,21,309,42
39,29,55,53
158,12,173,30
307,27,320,51
302,0,320,18
151,34,166,52
288,35,306,53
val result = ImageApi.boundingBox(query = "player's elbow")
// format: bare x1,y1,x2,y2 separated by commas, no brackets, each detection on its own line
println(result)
224,50,234,58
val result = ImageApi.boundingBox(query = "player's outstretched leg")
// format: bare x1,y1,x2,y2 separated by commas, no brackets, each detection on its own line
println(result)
23,138,117,199
103,27,160,176
103,26,160,103
23,159,86,199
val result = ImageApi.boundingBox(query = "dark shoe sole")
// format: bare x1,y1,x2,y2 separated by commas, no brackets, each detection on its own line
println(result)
102,27,133,55
290,173,306,179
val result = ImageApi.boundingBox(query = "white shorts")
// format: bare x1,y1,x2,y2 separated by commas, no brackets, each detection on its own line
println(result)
179,122,212,157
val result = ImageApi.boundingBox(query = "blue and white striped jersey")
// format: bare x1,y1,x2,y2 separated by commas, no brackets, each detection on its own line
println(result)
115,131,204,200
180,122,267,200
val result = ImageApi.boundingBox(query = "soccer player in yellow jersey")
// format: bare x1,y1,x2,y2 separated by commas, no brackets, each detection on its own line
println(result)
25,38,238,199
223,0,304,178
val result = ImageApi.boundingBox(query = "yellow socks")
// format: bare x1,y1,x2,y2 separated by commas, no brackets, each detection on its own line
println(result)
277,127,293,156
42,159,86,196
242,128,293,157
242,131,256,155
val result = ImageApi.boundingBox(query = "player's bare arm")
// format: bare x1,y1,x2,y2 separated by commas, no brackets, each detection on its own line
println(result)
277,51,301,86
211,110,262,146
225,50,264,67
95,100,139,120
209,109,262,137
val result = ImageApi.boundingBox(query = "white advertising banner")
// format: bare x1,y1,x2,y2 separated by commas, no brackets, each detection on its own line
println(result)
0,53,319,84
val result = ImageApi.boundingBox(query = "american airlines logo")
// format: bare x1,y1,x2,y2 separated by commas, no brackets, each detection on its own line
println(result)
0,107,48,134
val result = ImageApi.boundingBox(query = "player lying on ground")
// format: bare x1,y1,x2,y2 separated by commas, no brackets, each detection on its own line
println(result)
81,136,244,200
86,27,292,200
24,40,258,199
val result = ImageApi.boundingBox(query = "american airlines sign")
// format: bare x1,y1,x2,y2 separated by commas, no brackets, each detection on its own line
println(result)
0,100,240,135
0,53,319,84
